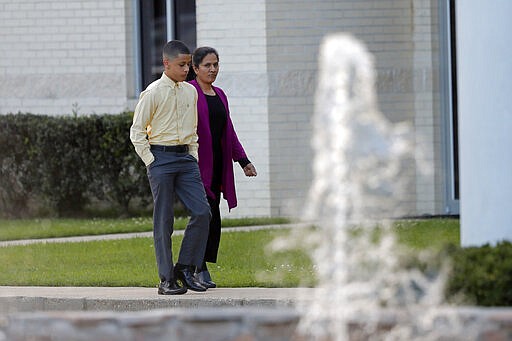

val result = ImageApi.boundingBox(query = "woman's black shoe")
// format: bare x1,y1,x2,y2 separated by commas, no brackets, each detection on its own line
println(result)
158,280,187,295
174,264,207,292
195,270,217,288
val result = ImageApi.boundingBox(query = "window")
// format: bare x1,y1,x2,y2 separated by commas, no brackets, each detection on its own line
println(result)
137,0,196,90
449,0,459,202
440,0,459,214
174,0,196,52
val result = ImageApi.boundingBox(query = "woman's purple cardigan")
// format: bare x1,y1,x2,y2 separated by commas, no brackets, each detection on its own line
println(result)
189,79,248,210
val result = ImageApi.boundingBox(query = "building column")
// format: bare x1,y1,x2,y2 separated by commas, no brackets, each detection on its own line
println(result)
456,0,512,246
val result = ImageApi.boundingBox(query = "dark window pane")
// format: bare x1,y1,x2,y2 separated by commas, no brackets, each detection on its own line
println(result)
450,0,459,200
140,0,167,89
139,0,196,90
174,0,196,51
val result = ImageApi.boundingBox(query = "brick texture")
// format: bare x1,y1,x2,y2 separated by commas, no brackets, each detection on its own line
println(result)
0,0,448,218
0,0,132,115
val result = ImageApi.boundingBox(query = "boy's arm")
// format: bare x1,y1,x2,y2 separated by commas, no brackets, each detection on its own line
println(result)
188,90,199,161
130,91,155,166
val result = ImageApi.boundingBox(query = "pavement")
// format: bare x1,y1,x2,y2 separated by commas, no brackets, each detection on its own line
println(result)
0,223,311,247
0,286,313,315
0,223,314,315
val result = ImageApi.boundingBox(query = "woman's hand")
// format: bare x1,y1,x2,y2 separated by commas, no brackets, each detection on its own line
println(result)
243,163,257,177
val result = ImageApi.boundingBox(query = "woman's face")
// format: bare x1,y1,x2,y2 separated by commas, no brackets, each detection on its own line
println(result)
194,53,219,85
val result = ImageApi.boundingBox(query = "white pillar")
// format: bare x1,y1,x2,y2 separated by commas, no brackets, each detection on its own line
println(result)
457,1,512,246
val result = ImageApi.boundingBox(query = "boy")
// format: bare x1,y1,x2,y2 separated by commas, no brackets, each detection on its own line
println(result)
130,40,210,295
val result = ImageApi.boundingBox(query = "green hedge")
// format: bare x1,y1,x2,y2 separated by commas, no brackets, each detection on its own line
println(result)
405,240,512,307
444,240,512,306
0,112,151,217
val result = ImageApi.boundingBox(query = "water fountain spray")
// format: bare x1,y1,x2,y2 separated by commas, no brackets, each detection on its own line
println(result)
292,33,474,341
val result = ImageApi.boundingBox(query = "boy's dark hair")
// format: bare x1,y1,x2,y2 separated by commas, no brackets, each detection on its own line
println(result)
163,40,190,60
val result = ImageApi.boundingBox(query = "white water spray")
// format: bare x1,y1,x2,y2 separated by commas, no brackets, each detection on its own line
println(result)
291,34,477,340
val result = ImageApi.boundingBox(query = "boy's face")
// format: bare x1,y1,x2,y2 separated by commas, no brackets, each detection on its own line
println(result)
163,53,191,82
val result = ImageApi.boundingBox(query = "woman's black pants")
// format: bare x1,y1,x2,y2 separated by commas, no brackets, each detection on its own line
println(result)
203,187,221,263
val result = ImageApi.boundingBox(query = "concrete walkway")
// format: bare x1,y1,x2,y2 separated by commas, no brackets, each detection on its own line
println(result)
0,286,314,315
0,223,311,247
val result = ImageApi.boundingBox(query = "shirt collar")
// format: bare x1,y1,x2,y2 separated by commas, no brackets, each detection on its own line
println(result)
161,72,182,88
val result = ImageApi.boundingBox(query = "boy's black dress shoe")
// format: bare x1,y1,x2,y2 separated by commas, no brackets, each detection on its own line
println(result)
195,270,216,289
158,280,187,295
174,264,207,292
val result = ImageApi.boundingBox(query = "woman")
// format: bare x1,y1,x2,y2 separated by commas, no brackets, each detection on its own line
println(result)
189,47,257,288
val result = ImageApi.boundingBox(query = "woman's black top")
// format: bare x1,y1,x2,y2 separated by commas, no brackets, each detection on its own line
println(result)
205,93,227,189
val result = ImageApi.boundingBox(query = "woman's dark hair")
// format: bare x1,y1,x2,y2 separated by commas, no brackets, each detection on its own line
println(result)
187,46,219,81
192,46,219,67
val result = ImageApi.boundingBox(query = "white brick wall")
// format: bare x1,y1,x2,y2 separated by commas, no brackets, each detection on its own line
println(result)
196,0,271,218
196,0,445,218
412,0,444,215
195,0,445,218
0,0,449,218
0,0,132,115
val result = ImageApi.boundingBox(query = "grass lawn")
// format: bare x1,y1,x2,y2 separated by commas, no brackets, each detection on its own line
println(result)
394,218,460,250
0,229,313,287
0,217,460,288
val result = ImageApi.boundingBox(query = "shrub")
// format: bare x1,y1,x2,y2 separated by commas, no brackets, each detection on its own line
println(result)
0,112,151,217
400,239,512,307
0,113,43,216
444,240,512,306
88,112,151,215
